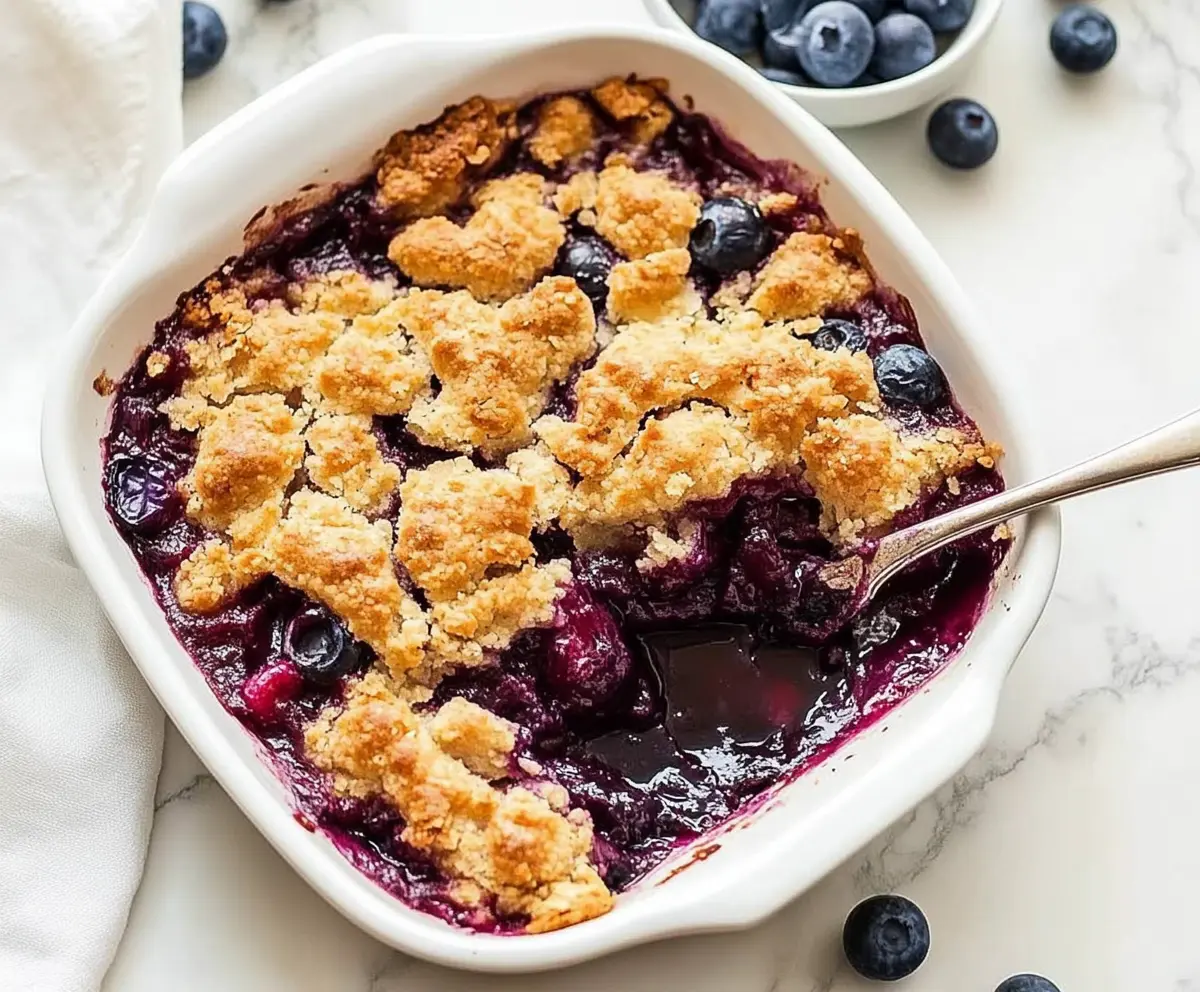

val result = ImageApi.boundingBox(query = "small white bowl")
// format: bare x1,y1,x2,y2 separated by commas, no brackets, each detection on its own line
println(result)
42,25,1058,973
644,0,1005,128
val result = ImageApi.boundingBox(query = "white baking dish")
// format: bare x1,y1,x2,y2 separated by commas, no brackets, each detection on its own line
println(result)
41,25,1061,973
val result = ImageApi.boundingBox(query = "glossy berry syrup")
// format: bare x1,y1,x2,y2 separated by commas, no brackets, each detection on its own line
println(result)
101,95,1008,929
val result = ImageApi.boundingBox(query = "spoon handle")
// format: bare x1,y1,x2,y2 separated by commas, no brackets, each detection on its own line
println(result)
867,406,1200,597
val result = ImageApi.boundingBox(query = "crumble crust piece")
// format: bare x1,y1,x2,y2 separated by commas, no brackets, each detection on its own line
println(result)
303,413,402,514
590,76,675,145
747,232,873,320
592,164,701,259
375,96,517,217
425,696,518,780
307,674,612,932
388,173,566,301
606,248,699,322
528,96,596,168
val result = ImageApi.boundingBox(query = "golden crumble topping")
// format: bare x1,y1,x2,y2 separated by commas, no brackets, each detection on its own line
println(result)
590,76,675,144
553,171,598,218
528,96,596,168
375,96,516,218
388,173,565,302
306,674,611,932
606,247,699,322
303,414,402,514
593,165,701,259
289,270,400,318
746,232,873,320
394,458,536,601
426,696,517,780
145,350,171,378
505,445,572,529
396,276,595,455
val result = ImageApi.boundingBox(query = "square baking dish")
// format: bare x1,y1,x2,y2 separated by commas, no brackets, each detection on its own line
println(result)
41,25,1061,973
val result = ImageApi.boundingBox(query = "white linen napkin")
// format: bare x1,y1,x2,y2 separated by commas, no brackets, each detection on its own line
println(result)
0,1,180,989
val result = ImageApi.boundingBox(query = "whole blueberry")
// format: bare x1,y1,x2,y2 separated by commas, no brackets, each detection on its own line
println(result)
761,0,812,30
182,2,228,80
811,318,867,352
842,894,931,982
1050,4,1117,73
545,586,633,715
904,0,973,32
873,343,947,408
869,12,936,79
995,977,1061,992
795,2,876,87
927,98,998,168
106,455,178,535
695,0,765,56
759,66,810,85
285,606,367,685
689,197,772,276
556,236,617,307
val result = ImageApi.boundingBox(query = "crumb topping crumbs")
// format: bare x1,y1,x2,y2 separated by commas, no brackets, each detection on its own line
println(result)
426,696,517,780
306,673,611,932
593,164,701,259
553,171,598,218
528,96,596,167
145,351,171,377
747,232,872,320
590,76,675,144
303,413,402,514
388,173,566,301
606,247,699,323
375,96,516,217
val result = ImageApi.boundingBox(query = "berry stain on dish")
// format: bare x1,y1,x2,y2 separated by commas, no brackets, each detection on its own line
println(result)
101,76,1008,933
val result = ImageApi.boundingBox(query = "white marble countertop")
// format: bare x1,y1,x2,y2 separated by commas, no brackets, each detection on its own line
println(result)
104,1,1200,989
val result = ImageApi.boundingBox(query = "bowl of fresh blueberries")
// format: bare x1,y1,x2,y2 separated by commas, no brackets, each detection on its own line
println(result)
645,0,1005,127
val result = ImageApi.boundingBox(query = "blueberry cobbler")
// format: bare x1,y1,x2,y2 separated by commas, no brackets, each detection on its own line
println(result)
101,77,1007,934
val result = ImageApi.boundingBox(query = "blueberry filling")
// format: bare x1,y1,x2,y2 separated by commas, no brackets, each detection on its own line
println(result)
99,85,1007,932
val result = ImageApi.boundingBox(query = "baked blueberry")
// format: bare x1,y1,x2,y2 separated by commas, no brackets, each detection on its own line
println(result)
869,12,935,80
760,66,810,85
106,455,178,535
843,894,931,981
285,606,367,685
927,98,998,169
873,344,947,408
689,197,772,276
1050,4,1117,73
545,587,633,715
695,0,765,56
242,660,303,724
556,236,617,307
996,977,1061,992
811,318,867,352
904,0,973,32
182,1,227,80
795,2,876,87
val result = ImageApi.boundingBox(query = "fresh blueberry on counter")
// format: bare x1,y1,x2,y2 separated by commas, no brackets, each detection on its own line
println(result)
689,197,772,276
927,98,998,168
695,0,766,56
869,11,936,80
285,606,368,685
811,318,868,352
873,343,948,409
996,977,1062,992
556,236,617,308
1050,4,1117,73
904,0,973,33
182,1,227,80
794,1,876,87
759,65,810,84
842,894,931,981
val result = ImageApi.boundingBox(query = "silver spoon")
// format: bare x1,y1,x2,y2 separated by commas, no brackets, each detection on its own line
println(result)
819,406,1200,603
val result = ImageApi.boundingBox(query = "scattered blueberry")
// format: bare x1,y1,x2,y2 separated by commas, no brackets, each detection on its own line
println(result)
106,455,178,535
869,12,936,80
873,343,947,408
545,586,634,715
556,237,617,308
182,1,228,80
846,0,888,22
904,0,973,33
996,977,1061,992
759,65,810,85
689,197,772,276
811,318,868,352
842,894,931,982
927,98,998,168
242,659,303,724
795,2,876,87
1050,4,1117,74
285,606,367,685
695,0,765,57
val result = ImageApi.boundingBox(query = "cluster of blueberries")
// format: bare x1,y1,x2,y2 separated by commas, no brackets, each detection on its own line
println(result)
687,0,1117,169
844,894,1059,990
